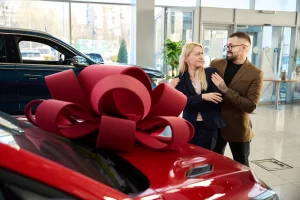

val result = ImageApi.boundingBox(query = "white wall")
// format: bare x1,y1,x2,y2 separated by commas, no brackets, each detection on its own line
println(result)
236,10,296,26
201,7,235,23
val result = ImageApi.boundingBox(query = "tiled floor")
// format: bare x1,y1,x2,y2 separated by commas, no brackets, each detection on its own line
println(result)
224,104,300,200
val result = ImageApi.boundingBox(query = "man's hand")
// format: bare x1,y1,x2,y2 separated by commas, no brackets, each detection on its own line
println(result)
211,72,228,94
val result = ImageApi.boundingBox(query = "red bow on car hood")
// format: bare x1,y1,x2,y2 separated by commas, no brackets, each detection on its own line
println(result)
25,65,194,152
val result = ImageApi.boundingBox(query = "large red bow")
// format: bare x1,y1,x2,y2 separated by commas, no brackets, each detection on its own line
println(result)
25,65,194,152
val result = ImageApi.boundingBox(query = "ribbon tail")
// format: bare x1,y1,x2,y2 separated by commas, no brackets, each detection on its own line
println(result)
135,117,191,150
97,115,136,152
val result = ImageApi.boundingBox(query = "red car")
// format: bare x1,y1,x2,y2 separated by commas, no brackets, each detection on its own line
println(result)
0,112,278,200
0,65,278,200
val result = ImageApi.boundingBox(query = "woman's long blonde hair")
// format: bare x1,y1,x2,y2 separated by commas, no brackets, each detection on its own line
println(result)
178,42,208,91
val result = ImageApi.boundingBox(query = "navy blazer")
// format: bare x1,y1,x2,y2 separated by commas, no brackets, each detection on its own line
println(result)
175,67,225,130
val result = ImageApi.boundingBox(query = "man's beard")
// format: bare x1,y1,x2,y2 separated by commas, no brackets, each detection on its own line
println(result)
226,52,238,62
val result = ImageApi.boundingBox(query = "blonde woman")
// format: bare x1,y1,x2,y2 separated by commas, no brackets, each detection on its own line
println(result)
170,42,225,150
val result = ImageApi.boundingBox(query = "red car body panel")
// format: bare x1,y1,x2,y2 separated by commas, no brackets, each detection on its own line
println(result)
0,116,268,200
0,143,130,200
119,145,266,200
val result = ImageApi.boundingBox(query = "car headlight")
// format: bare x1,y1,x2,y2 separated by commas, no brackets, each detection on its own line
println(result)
253,189,279,200
250,170,279,200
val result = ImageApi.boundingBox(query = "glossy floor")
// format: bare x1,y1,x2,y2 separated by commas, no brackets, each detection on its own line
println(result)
224,104,300,200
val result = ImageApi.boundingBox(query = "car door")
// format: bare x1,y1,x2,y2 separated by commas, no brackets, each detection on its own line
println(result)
0,34,19,115
14,35,83,114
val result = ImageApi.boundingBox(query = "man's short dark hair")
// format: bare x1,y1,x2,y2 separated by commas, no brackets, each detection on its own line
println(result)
229,32,251,45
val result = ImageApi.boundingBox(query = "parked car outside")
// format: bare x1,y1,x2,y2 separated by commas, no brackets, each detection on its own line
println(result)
37,45,55,61
20,50,44,61
83,51,104,64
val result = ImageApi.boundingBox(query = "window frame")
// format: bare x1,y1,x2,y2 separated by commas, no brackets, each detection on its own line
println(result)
15,35,76,66
0,34,7,63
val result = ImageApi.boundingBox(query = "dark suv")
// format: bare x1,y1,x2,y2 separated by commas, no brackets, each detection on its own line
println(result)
0,28,165,115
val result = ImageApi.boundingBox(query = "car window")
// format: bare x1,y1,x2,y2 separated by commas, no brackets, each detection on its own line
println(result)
19,41,62,62
0,168,77,200
0,183,48,200
0,35,7,63
0,112,149,197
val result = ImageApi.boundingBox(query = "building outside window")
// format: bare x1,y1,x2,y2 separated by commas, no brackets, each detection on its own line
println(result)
0,0,132,64
255,0,296,12
0,0,70,43
71,3,132,64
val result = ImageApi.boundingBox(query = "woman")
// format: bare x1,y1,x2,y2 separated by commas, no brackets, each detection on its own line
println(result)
170,42,225,150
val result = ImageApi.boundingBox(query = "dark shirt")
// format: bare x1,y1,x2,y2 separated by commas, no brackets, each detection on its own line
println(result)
224,61,243,86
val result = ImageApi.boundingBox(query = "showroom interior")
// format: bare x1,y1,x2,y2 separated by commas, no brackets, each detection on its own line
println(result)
1,0,300,199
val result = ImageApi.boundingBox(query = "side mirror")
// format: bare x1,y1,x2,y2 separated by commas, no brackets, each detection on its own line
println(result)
69,56,89,67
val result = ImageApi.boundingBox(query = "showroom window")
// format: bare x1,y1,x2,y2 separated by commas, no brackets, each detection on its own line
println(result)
71,3,132,64
237,25,294,103
164,8,193,76
155,0,198,7
0,1,70,43
71,0,131,3
166,9,193,44
154,7,164,72
255,0,296,12
294,28,300,101
201,0,250,9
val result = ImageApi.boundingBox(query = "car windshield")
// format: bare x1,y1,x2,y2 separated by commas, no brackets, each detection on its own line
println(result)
0,112,149,197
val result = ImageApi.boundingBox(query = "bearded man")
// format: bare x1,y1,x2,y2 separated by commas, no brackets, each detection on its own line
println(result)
210,32,264,167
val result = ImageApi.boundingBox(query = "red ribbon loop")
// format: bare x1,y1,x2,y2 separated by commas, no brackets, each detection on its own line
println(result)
25,64,194,152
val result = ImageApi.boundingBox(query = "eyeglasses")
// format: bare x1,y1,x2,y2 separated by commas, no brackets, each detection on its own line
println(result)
224,44,248,50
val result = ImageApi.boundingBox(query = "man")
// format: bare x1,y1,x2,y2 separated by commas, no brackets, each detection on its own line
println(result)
210,32,263,167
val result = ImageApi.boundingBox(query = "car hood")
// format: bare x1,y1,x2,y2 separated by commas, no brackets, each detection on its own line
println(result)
119,144,266,199
139,66,165,78
93,63,165,78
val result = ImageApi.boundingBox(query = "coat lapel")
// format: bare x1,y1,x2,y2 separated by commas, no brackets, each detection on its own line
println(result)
215,59,227,78
183,72,197,95
229,59,251,87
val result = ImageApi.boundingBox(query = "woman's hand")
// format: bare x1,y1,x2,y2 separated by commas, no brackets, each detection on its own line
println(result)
169,78,180,88
202,93,223,104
